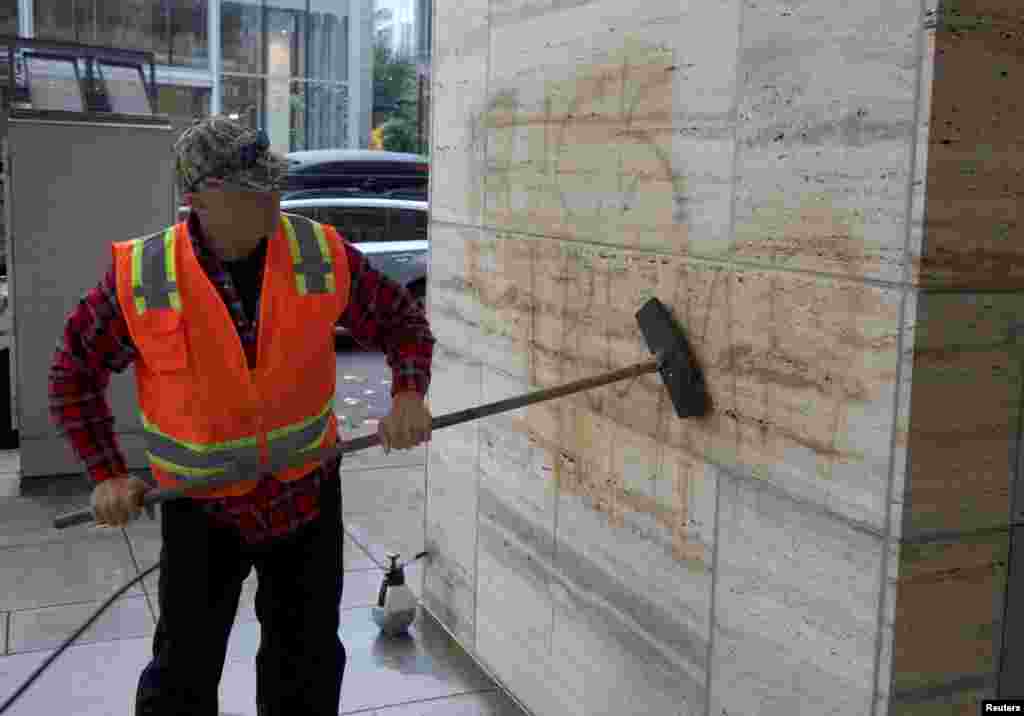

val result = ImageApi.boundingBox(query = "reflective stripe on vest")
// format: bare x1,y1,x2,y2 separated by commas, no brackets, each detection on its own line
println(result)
130,214,334,316
282,213,336,296
142,396,335,477
132,228,180,314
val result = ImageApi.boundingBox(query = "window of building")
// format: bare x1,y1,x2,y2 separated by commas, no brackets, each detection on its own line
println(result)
34,1,208,69
83,0,169,65
168,0,208,69
97,61,153,114
222,73,262,128
0,2,17,37
157,83,210,120
32,0,76,44
307,0,346,84
25,54,84,112
306,80,347,149
289,79,307,150
267,0,305,79
221,0,262,74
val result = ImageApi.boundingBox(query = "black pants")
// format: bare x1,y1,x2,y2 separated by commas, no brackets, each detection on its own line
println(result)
135,474,346,715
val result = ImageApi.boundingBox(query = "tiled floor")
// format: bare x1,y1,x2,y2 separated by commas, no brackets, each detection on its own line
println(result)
0,440,525,716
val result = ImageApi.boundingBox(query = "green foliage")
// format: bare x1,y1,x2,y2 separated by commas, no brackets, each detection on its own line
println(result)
381,116,418,153
373,42,417,122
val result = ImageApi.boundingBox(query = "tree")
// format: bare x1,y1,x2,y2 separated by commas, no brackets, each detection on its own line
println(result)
373,40,422,152
381,116,418,153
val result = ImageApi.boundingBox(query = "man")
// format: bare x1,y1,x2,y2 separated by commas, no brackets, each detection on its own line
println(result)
47,116,435,716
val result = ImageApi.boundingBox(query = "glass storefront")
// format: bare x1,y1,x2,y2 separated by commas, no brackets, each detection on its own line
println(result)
3,0,424,155
267,0,305,78
287,79,306,150
168,1,209,69
220,0,261,74
307,0,346,83
33,0,208,68
31,1,75,44
305,79,346,149
222,0,348,152
157,83,211,120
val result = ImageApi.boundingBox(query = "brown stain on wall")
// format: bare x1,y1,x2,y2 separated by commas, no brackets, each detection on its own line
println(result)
726,193,886,483
465,30,904,566
482,35,690,254
465,35,709,565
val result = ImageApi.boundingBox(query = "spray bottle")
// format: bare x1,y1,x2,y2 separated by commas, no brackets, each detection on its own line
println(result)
372,551,428,637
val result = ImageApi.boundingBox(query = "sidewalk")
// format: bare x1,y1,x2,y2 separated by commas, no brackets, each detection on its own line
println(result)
0,446,525,715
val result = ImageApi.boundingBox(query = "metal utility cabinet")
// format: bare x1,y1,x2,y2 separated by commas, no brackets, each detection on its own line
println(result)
2,37,176,478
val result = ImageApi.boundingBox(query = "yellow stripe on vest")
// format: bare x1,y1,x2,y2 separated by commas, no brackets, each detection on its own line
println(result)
281,213,335,296
131,228,180,314
141,397,335,478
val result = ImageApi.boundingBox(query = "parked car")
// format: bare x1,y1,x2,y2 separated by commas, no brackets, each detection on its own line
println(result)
283,149,428,201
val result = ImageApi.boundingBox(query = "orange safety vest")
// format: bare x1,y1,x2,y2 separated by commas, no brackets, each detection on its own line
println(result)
112,212,351,499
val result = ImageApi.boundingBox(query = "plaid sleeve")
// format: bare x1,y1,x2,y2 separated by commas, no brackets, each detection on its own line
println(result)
328,225,435,398
48,264,139,483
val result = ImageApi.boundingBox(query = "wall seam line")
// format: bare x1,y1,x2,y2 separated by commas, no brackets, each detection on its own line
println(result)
706,0,748,711
870,0,931,712
996,305,1024,694
473,0,495,660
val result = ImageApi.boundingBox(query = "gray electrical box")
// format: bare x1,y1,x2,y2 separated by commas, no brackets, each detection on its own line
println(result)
3,38,176,479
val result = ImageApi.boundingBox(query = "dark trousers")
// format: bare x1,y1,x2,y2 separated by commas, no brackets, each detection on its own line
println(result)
135,475,346,715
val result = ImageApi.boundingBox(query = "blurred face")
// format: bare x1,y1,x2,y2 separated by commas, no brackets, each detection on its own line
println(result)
191,189,281,259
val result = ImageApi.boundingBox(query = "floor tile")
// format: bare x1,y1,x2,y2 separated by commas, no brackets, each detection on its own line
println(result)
342,443,428,472
345,521,428,599
367,689,528,716
0,532,144,611
230,573,259,624
339,607,496,712
342,464,428,519
0,475,19,499
346,532,382,570
0,631,152,715
0,542,499,715
217,607,497,715
7,593,155,655
0,493,98,549
0,451,20,475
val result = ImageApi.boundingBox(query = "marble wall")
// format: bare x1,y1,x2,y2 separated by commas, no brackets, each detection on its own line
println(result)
422,0,1022,715
885,0,1024,713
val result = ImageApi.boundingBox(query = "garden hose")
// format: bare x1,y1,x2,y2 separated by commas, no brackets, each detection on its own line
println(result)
0,530,160,715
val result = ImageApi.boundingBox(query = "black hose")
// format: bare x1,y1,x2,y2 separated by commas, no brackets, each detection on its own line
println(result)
0,557,161,714
0,545,429,713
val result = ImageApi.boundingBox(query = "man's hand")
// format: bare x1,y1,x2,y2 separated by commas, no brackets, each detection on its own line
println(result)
378,392,432,453
91,474,153,527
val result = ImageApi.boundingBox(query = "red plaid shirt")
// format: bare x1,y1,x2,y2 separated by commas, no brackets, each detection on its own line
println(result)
48,211,434,545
